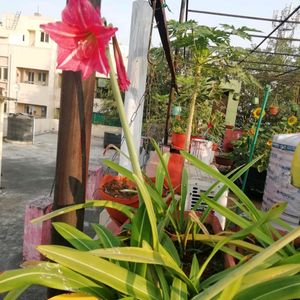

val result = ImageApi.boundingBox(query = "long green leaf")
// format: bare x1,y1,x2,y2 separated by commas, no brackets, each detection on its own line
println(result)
91,223,128,269
102,159,135,181
219,277,243,300
171,277,188,300
193,226,300,300
241,264,300,291
180,166,188,231
52,222,100,251
132,174,159,250
0,262,111,299
37,245,162,300
234,275,300,300
181,151,261,221
4,285,30,300
160,232,181,266
151,138,175,199
92,223,121,248
197,201,288,281
90,245,188,282
31,200,135,224
155,152,168,196
202,196,288,254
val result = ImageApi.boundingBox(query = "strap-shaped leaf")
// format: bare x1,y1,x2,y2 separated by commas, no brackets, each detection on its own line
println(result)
32,200,135,224
241,264,300,291
0,262,111,299
234,275,300,300
133,174,159,250
193,226,300,300
92,223,121,248
53,222,100,251
171,277,188,300
37,245,161,300
4,285,29,300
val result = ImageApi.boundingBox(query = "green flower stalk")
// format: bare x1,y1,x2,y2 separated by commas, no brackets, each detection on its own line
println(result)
106,47,144,182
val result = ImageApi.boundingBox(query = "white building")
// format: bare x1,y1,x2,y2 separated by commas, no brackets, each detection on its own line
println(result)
0,12,59,119
0,11,129,122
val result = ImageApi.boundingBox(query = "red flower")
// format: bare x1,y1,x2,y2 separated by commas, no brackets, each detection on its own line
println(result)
112,36,130,91
40,0,117,79
208,122,213,129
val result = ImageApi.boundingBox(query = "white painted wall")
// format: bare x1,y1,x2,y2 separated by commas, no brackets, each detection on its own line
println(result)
2,116,120,138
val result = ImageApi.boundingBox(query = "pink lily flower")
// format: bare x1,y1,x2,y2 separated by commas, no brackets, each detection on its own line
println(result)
112,36,130,92
40,0,117,79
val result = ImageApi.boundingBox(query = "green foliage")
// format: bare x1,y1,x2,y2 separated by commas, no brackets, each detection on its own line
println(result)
233,103,300,172
2,145,300,299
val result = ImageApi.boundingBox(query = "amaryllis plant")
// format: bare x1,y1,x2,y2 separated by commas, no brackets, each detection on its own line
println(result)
40,0,130,91
41,0,140,178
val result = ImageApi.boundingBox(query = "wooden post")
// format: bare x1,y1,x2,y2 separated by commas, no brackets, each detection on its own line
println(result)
119,0,152,171
51,1,99,242
0,90,4,189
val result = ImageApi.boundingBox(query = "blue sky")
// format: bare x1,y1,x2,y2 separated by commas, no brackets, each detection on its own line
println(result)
0,0,298,48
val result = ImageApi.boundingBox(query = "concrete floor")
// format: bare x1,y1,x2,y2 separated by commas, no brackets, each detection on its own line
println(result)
0,132,107,299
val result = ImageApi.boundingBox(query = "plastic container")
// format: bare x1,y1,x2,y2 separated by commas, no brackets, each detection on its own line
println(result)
262,133,300,228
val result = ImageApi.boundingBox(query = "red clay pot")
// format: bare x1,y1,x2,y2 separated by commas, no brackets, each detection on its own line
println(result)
171,133,186,150
223,126,244,152
269,106,280,116
94,175,139,225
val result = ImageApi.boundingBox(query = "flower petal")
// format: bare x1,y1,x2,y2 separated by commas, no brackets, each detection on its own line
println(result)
113,36,130,91
62,0,102,30
40,22,85,49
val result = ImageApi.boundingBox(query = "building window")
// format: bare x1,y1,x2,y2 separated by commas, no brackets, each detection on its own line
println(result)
40,31,49,43
38,72,47,85
27,71,34,84
22,34,25,41
0,67,8,81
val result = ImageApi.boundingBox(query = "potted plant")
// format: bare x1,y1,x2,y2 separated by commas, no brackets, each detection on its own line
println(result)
2,149,300,299
2,3,300,299
171,117,187,150
94,174,139,225
268,97,280,116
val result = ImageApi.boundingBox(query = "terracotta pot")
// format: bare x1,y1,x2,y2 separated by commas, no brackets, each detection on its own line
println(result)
166,153,184,193
223,126,244,152
94,175,139,225
212,143,219,152
269,106,280,116
171,132,186,150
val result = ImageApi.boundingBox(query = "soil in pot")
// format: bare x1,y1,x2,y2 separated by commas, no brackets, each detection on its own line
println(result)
95,175,139,225
179,224,227,279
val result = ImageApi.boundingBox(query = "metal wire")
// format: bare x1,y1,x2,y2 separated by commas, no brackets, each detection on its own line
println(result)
238,4,300,64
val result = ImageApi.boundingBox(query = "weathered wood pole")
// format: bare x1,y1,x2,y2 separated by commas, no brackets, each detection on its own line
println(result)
119,0,152,171
52,0,100,243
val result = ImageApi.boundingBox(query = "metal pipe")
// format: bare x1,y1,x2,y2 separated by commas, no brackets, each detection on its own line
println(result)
251,50,300,57
242,85,271,191
239,5,300,64
238,61,297,68
249,34,300,42
188,9,300,24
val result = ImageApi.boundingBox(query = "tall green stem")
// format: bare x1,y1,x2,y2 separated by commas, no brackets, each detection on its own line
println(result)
185,65,201,150
106,48,143,181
